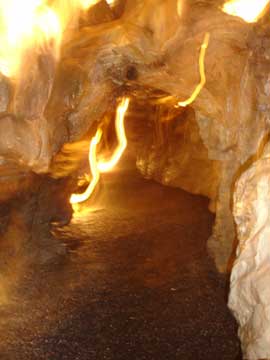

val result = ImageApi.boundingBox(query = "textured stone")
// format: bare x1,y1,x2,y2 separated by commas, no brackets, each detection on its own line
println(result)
108,1,269,271
229,141,270,360
2,1,270,355
0,0,270,276
134,105,221,211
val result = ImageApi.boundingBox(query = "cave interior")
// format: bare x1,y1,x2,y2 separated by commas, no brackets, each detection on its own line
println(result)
1,0,270,359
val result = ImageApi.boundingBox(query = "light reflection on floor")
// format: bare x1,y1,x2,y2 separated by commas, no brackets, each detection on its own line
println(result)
0,160,240,360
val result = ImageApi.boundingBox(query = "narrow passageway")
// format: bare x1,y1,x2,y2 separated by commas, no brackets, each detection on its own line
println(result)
0,157,240,360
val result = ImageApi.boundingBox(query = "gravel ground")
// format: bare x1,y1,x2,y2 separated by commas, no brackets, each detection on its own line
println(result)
0,161,241,360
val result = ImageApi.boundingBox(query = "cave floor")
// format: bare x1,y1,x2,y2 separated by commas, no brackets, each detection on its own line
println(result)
0,158,240,360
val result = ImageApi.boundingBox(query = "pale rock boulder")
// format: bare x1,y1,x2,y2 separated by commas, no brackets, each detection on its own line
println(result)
229,142,270,359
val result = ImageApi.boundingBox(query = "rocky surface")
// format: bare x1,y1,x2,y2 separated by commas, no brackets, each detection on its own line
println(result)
120,2,270,272
229,141,270,359
1,0,270,273
43,0,270,272
1,1,270,356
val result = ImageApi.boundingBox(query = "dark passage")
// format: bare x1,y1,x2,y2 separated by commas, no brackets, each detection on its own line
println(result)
0,160,240,360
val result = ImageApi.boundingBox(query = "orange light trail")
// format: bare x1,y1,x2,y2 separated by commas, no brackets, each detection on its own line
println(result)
177,0,183,17
70,128,102,204
70,97,130,205
98,97,130,173
178,32,210,107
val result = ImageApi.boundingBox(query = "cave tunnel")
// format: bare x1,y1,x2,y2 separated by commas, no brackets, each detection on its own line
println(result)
0,0,270,359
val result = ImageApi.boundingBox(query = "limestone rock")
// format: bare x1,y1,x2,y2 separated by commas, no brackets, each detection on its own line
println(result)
229,141,270,359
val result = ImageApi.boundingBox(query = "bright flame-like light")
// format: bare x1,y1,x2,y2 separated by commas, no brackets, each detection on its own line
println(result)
70,97,130,205
70,128,103,204
106,0,116,6
0,0,62,78
177,0,183,17
178,32,210,107
222,0,269,23
0,0,103,78
78,0,100,10
98,97,130,173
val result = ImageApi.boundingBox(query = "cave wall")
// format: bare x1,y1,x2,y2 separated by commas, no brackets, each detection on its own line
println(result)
136,2,270,272
129,104,221,211
2,1,270,356
115,1,270,272
229,141,270,359
1,0,270,272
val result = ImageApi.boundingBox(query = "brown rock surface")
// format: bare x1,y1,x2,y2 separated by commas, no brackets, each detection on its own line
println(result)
0,0,270,272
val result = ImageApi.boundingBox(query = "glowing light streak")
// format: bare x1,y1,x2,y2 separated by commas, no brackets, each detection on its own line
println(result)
70,128,102,204
70,97,130,205
222,0,269,23
177,0,183,17
98,97,130,173
178,32,210,107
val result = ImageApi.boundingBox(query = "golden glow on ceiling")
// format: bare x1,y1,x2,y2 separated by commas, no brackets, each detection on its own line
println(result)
0,0,62,78
78,0,100,10
106,0,116,6
222,0,269,23
0,0,103,78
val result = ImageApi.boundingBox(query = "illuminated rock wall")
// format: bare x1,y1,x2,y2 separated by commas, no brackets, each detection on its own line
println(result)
1,0,270,355
120,1,269,272
1,0,270,273
229,142,270,359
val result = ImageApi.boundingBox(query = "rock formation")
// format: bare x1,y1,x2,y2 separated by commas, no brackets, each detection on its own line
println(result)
0,0,269,265
229,140,270,359
1,1,270,356
49,0,270,273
